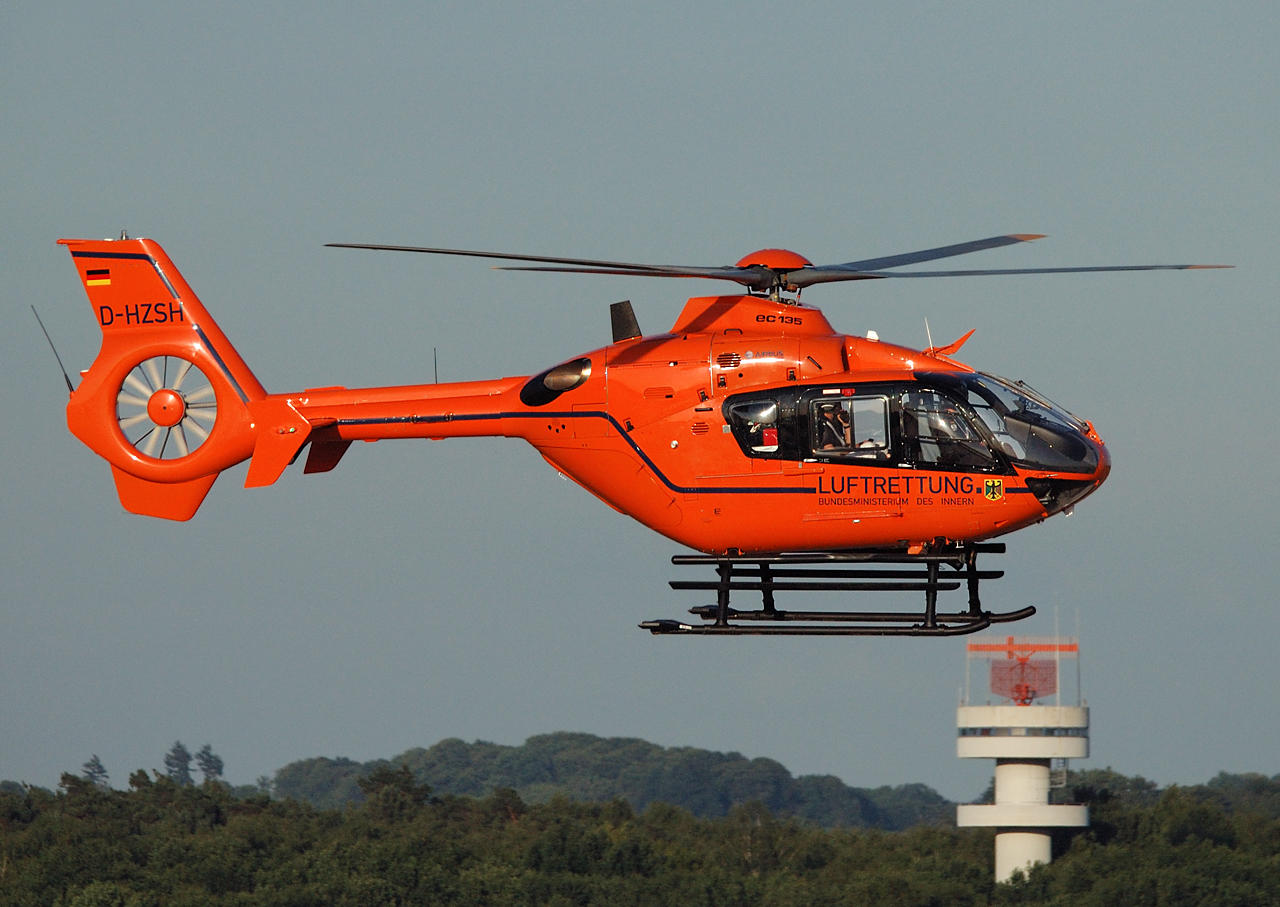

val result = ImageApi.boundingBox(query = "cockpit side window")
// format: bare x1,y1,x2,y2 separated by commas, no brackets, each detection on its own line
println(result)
728,399,780,453
809,396,890,460
966,388,1029,460
899,390,997,471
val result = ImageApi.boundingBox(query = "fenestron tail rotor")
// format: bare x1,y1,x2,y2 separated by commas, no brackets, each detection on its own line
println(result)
115,356,217,460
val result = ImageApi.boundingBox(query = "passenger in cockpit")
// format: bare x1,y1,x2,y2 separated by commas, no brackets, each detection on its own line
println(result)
835,407,853,446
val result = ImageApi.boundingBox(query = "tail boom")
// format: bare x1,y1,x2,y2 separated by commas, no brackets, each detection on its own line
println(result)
242,377,529,486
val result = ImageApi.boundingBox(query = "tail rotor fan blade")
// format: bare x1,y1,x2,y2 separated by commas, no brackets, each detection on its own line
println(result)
119,413,152,430
123,372,152,399
142,357,164,393
140,427,163,458
170,359,194,391
183,384,216,404
182,416,210,443
115,357,217,460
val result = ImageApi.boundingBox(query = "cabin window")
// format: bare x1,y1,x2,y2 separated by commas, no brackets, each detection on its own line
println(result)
727,399,780,453
809,397,890,459
899,390,996,470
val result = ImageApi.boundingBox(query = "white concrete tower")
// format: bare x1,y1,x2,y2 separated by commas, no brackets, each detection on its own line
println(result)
956,635,1088,883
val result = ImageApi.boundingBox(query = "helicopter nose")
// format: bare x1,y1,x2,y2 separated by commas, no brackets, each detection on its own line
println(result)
1023,424,1110,516
1081,420,1110,488
1092,437,1111,486
1059,430,1110,515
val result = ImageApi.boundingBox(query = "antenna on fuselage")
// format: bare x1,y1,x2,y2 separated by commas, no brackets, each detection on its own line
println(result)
925,317,935,352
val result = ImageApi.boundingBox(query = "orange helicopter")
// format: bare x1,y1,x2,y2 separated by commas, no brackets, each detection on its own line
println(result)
53,233,1225,635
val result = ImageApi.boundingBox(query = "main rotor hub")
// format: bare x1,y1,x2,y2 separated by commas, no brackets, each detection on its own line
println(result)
146,388,187,427
735,249,812,270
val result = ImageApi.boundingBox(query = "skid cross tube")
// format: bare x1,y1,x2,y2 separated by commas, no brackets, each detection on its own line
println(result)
641,543,1033,637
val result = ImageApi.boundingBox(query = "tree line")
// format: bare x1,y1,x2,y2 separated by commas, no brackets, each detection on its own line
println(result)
1,762,1278,906
70,742,224,792
271,732,954,831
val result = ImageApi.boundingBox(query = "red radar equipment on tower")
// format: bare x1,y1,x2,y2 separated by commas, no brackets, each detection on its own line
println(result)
967,636,1079,706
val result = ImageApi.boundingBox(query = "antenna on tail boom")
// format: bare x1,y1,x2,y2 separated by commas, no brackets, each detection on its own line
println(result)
31,306,75,394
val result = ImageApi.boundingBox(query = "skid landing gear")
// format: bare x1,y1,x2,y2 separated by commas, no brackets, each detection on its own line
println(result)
640,543,1032,637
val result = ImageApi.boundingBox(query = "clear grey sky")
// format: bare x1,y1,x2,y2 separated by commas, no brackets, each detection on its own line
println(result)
2,3,1276,801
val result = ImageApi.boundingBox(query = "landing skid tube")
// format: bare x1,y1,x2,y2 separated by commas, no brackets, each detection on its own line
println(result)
640,543,1033,637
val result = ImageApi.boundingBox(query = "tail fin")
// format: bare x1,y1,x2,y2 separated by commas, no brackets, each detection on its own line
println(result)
60,237,266,520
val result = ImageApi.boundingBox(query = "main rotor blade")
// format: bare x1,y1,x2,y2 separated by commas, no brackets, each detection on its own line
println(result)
328,235,1044,275
790,263,1232,287
498,265,767,286
825,234,1045,272
328,242,774,288
328,238,1229,294
327,243,717,274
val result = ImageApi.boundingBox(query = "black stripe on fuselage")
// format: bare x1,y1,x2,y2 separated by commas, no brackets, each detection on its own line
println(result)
336,410,812,496
335,411,1053,498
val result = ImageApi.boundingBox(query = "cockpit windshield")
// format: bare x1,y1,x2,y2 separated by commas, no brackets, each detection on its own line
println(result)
959,373,1097,473
976,374,1086,431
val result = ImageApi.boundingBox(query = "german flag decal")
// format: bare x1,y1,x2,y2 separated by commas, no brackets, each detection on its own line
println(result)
85,268,110,286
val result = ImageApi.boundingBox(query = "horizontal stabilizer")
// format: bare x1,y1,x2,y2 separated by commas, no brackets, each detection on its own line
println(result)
245,398,312,488
304,438,353,474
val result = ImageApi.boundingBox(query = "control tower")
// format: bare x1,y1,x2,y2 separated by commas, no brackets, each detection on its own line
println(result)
956,635,1088,883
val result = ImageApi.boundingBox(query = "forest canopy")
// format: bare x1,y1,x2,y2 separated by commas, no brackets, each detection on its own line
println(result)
271,733,953,830
2,762,1279,907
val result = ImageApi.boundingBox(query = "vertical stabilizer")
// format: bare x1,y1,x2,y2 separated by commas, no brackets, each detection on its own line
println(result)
60,237,265,518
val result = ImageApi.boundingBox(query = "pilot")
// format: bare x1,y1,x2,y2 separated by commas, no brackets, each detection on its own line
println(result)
816,404,848,451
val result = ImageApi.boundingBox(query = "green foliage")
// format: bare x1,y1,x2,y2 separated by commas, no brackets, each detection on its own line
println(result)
273,755,376,810
1201,771,1280,819
275,732,953,829
0,764,1278,905
992,783,1280,907
163,741,193,787
81,755,109,790
1066,766,1161,808
194,744,224,783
